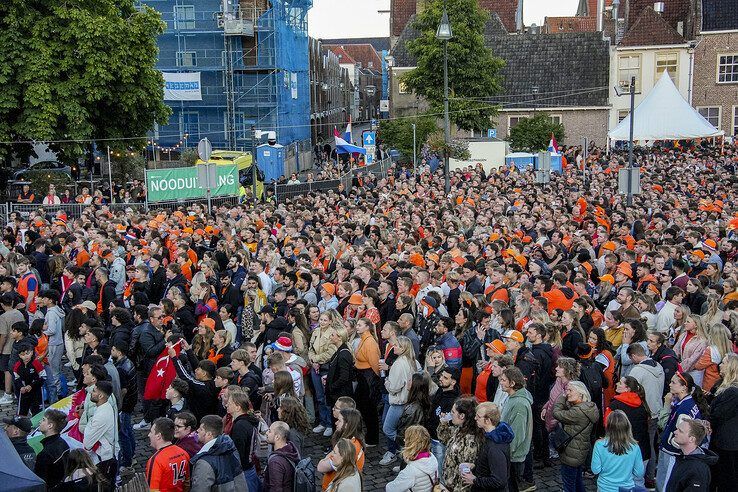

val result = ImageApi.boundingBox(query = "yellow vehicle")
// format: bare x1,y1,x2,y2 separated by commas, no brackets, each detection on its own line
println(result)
195,150,264,199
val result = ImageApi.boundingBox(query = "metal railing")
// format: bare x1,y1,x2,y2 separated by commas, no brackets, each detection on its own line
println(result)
353,158,392,179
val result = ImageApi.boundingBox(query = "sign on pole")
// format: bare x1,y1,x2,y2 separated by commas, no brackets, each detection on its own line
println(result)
487,129,497,138
197,138,213,163
380,100,389,112
363,132,376,147
146,165,239,202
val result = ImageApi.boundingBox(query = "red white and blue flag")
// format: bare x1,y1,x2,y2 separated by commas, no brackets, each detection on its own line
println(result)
334,118,365,155
548,133,559,153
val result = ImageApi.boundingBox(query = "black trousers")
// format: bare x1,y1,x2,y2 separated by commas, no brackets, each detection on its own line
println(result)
98,457,118,490
355,369,380,445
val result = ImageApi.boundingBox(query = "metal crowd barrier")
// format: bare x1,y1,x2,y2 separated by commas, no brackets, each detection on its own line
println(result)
352,158,392,179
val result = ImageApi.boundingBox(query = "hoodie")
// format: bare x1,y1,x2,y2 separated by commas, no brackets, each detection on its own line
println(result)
606,391,650,460
263,441,300,492
664,447,718,492
43,305,64,347
191,435,247,492
385,453,439,492
428,386,461,439
471,422,514,492
435,331,462,370
501,387,533,462
629,358,665,418
542,286,578,314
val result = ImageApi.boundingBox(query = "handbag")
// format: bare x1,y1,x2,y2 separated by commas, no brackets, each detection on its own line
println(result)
549,407,596,454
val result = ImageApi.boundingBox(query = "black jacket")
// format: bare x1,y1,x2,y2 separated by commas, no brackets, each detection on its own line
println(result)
609,393,651,460
257,316,290,349
710,386,738,451
325,343,354,406
34,433,70,488
665,448,718,492
149,266,167,304
529,343,554,405
11,435,36,470
114,355,138,413
110,322,132,353
561,328,584,359
652,344,679,396
174,306,197,342
62,282,92,312
472,422,513,492
131,322,165,373
218,285,243,318
163,274,187,299
174,352,219,422
428,386,460,439
230,413,259,471
99,280,118,322
378,295,396,325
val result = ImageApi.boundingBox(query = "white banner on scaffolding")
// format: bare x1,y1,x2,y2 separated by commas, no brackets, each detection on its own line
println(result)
163,72,202,101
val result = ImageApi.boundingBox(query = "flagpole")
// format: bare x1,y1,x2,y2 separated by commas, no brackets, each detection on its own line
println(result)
107,146,114,204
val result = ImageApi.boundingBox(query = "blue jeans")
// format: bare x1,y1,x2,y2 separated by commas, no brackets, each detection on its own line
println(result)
382,403,405,454
381,393,390,424
431,439,446,484
118,412,136,467
561,464,586,492
310,368,331,428
244,467,261,492
46,344,63,403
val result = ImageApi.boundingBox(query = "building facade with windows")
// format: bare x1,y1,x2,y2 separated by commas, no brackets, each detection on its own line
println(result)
138,0,312,159
309,38,353,145
692,0,738,137
607,5,693,131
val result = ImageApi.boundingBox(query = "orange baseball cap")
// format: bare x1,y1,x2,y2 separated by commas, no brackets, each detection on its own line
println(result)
502,330,525,344
692,250,706,260
321,283,335,296
601,241,616,251
348,293,363,305
703,239,717,250
201,318,216,331
599,274,615,284
485,339,507,355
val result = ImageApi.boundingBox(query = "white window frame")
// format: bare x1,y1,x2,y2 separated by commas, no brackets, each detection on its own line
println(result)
617,110,630,123
697,106,721,129
548,114,562,125
618,54,641,92
656,51,679,85
177,51,197,67
734,106,738,136
174,5,195,30
508,116,526,129
717,53,738,84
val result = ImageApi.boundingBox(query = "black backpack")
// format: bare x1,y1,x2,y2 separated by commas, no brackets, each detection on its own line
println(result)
287,456,316,492
579,359,604,399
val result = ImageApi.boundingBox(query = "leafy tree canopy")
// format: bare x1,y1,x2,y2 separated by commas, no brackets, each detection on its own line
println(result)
378,116,437,163
508,113,566,152
402,0,504,132
0,0,171,163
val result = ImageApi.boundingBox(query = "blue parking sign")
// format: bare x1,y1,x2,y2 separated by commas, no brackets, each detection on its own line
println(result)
487,129,497,138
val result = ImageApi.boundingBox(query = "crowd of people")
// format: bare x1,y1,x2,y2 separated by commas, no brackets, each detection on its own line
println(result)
0,139,737,492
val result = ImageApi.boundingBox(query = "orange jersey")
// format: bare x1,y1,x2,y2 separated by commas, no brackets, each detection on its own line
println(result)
146,444,190,492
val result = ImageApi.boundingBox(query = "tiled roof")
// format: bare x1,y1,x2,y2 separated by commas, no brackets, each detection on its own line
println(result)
479,0,519,33
324,44,383,71
627,0,691,32
544,16,598,33
391,0,417,37
321,37,391,52
619,5,686,46
324,46,356,65
701,0,738,31
392,17,610,108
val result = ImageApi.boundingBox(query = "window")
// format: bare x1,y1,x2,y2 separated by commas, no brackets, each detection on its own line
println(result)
509,116,526,129
698,107,721,129
656,52,678,84
617,110,630,123
718,54,738,83
618,54,641,91
177,51,197,67
398,81,409,94
174,5,195,29
181,112,200,140
549,115,562,125
734,106,738,136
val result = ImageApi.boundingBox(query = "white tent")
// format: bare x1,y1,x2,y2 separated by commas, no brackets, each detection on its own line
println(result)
608,71,724,141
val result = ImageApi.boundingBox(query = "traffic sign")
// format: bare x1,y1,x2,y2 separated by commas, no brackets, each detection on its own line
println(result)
363,132,376,147
197,138,212,163
366,153,374,164
487,129,497,138
371,119,378,130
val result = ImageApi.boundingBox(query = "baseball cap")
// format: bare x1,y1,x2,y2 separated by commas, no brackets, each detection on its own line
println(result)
501,330,524,344
485,339,507,355
3,416,32,433
80,301,97,311
598,274,615,284
200,318,216,331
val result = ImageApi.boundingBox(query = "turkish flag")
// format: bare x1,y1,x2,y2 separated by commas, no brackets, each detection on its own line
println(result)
143,341,182,400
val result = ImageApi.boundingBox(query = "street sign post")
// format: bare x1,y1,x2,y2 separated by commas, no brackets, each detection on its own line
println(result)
198,138,214,213
363,132,376,147
487,129,497,138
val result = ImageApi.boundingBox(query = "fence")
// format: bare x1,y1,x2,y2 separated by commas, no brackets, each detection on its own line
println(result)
353,158,392,179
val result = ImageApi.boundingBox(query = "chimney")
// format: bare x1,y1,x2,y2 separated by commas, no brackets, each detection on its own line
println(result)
597,0,605,31
653,2,665,14
516,0,524,32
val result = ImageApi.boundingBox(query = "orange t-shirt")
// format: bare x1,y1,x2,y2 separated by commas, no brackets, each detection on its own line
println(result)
146,444,190,492
322,437,365,490
475,364,493,403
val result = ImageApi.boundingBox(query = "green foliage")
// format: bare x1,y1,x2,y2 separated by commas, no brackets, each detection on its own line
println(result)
508,114,566,152
180,148,199,167
378,116,437,162
402,0,504,131
424,131,470,160
109,154,146,182
23,171,76,197
0,1,172,162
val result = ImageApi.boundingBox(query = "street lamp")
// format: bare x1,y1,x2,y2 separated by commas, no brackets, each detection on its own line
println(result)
532,86,539,113
436,3,452,195
614,76,638,206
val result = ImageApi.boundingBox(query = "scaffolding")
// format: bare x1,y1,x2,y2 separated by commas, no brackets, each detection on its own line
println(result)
140,0,312,154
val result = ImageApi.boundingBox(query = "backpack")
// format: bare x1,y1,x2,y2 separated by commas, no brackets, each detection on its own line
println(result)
579,360,604,399
248,417,270,474
286,456,316,492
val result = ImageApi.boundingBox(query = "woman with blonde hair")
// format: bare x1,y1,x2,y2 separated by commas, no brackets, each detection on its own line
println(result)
192,322,215,360
675,314,709,385
668,304,691,346
324,437,362,491
695,323,733,392
591,410,644,492
385,425,439,492
208,329,234,368
382,336,419,466
709,353,738,491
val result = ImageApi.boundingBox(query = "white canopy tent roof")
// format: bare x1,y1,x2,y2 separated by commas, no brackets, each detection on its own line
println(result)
608,72,724,141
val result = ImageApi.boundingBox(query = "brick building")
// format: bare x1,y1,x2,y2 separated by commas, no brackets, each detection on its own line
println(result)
309,39,353,145
692,0,738,136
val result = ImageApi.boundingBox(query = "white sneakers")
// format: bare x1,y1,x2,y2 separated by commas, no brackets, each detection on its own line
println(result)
323,427,333,437
380,451,397,466
312,424,326,434
133,420,151,431
0,393,14,405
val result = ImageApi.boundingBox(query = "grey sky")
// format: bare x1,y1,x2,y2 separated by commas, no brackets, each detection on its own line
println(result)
308,0,581,39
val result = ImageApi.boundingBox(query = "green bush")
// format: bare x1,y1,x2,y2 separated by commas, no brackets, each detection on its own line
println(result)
508,113,566,152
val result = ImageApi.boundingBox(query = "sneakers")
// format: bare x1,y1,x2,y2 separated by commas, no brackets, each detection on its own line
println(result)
392,465,401,473
379,451,397,466
322,427,333,437
519,481,537,492
0,393,14,405
133,420,151,431
312,424,326,434
366,443,377,448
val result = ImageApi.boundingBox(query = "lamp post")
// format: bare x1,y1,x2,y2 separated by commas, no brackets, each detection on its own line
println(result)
626,75,635,207
412,122,417,176
436,3,452,195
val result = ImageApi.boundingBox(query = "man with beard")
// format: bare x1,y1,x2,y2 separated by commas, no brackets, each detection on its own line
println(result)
428,366,461,483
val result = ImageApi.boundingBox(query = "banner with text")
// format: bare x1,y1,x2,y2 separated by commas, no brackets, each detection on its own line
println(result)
163,72,202,101
146,165,238,202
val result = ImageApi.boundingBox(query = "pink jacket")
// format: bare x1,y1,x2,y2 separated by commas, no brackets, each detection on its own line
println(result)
543,378,569,431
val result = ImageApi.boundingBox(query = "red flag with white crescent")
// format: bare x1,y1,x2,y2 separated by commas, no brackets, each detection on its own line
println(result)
143,340,182,400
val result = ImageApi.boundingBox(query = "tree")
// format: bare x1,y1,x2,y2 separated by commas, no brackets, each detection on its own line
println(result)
508,114,566,152
402,0,504,132
378,116,437,163
0,0,171,164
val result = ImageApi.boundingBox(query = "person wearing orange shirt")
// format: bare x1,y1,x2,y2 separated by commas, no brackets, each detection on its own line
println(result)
541,272,578,314
353,318,381,446
146,417,190,492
